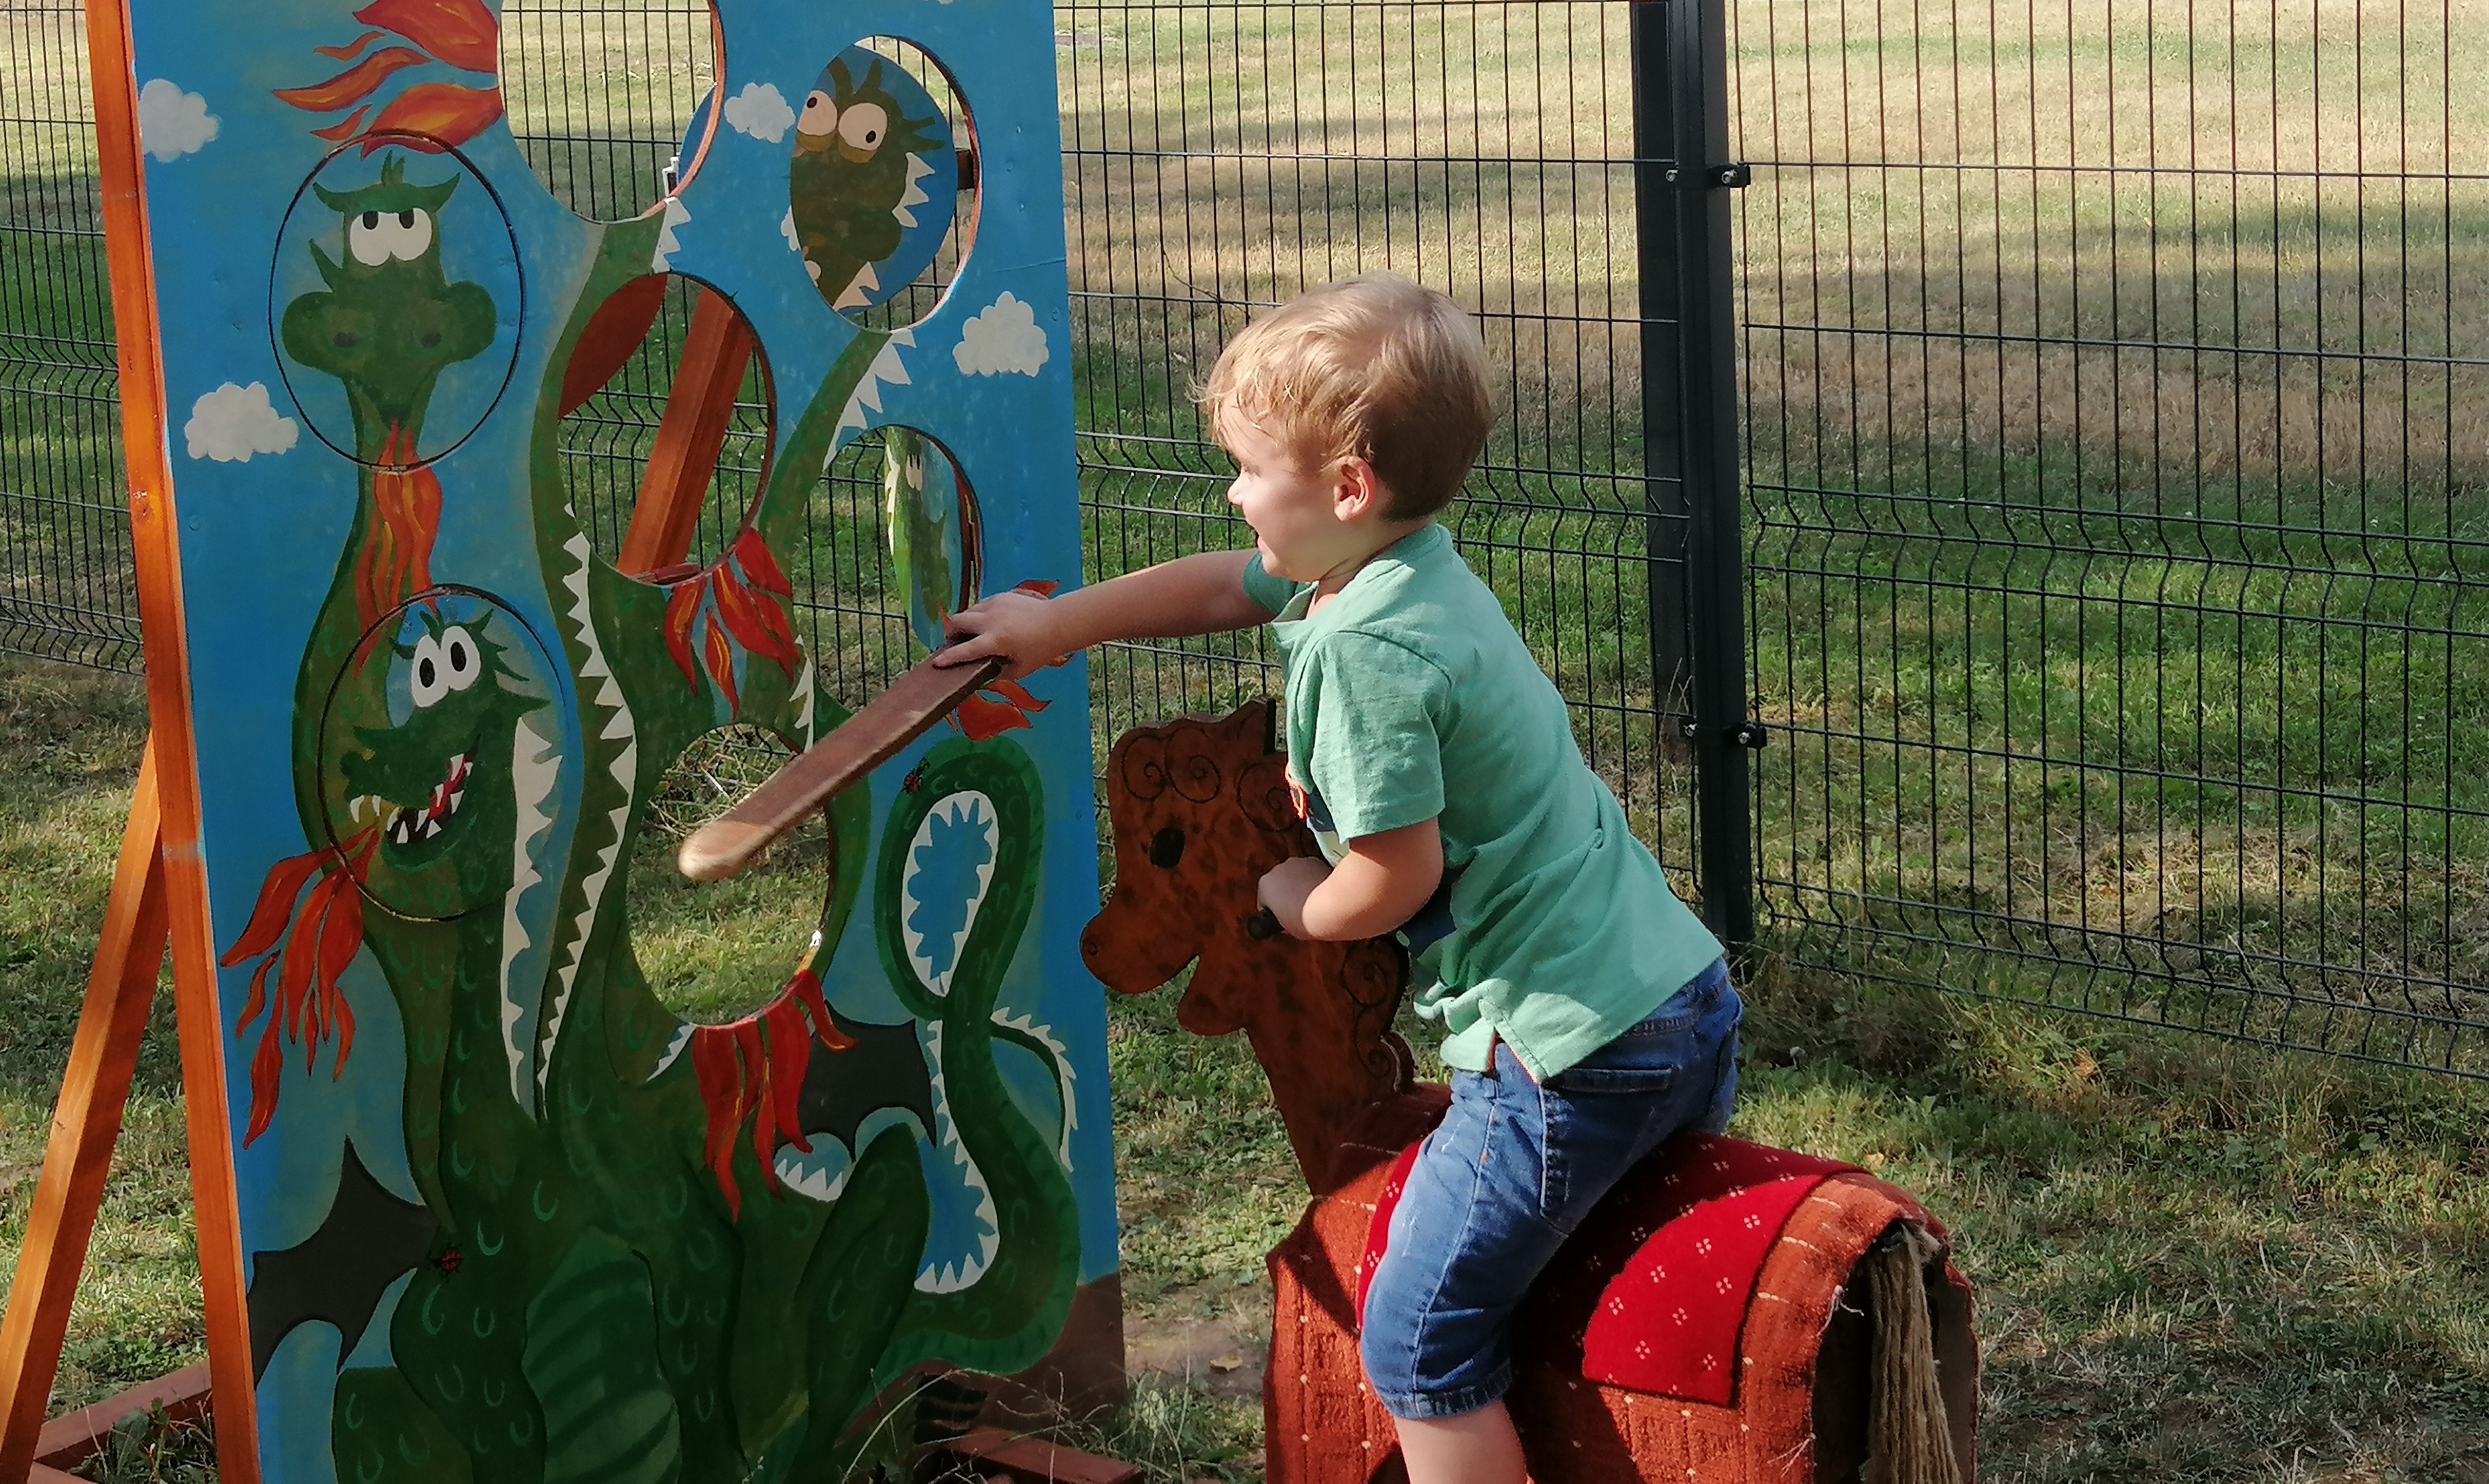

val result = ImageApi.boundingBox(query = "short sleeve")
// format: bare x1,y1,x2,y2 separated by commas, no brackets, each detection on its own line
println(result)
1240,550,1306,616
1299,631,1448,839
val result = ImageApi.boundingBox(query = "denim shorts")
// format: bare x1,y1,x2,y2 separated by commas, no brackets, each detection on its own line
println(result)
1359,957,1742,1420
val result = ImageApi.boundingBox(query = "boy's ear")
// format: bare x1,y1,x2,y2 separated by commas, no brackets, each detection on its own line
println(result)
1332,456,1387,522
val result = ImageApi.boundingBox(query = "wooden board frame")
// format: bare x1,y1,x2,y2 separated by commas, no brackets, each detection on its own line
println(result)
0,0,265,1474
1,9,1126,1484
0,7,764,1479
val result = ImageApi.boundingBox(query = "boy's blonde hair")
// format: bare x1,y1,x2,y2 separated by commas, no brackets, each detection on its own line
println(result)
1199,272,1496,521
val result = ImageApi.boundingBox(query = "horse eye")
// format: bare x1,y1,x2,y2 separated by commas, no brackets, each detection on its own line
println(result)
1148,826,1185,869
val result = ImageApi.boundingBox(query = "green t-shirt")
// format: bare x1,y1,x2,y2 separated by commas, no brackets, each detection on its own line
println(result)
1242,524,1724,1078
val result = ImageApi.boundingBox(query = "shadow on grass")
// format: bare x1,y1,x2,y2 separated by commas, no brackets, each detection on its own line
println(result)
1735,950,2489,1482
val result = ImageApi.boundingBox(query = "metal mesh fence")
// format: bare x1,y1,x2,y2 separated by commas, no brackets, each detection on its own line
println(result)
0,1,140,669
3,0,2484,1076
1733,0,2489,1075
1058,4,1699,873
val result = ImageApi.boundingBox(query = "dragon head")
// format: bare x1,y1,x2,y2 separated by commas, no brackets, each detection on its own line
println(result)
281,153,497,449
324,594,555,919
788,54,949,313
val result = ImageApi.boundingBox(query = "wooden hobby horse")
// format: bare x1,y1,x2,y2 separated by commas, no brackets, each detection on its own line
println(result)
1081,704,1979,1484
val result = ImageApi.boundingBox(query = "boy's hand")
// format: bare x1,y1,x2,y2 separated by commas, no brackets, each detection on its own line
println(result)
940,590,1069,682
1256,855,1333,939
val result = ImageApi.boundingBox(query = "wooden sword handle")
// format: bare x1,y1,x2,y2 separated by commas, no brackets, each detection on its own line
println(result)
677,652,1006,882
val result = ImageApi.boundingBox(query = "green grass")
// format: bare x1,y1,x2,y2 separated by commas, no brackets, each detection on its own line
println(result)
8,3,2489,1470
1735,955,2489,1481
5,654,2486,1482
0,661,212,1481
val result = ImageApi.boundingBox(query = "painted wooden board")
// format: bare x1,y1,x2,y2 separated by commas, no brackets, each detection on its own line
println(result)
106,2,1116,1479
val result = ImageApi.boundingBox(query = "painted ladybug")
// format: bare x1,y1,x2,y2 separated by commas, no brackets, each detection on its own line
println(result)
903,766,925,794
433,1246,463,1276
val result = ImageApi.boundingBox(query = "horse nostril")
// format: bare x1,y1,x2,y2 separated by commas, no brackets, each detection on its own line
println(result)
1148,826,1185,869
1244,909,1282,941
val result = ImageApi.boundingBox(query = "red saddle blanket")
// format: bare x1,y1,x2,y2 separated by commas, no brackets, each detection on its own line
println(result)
1356,1132,1861,1405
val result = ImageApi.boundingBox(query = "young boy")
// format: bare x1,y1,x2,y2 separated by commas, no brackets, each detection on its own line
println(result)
937,272,1741,1484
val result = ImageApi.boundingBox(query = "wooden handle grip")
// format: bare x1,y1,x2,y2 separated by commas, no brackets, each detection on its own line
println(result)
677,653,1006,882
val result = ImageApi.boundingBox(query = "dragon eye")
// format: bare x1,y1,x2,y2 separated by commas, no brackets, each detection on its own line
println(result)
408,633,449,708
797,89,838,139
440,625,479,691
348,210,390,266
347,206,433,265
388,208,433,262
836,102,887,156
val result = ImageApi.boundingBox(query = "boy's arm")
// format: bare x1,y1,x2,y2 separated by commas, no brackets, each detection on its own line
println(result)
1258,818,1443,942
937,550,1274,681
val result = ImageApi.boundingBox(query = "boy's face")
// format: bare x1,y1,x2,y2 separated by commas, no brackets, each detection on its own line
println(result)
1221,416,1367,584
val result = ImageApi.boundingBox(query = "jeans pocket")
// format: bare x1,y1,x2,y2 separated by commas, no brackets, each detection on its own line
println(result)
1541,1062,1681,1096
1535,1064,1683,1232
1542,1010,1703,1095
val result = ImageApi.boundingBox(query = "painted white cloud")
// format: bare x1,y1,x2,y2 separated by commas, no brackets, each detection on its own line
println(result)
185,382,298,463
137,79,218,161
723,82,795,143
953,293,1050,378
781,205,801,253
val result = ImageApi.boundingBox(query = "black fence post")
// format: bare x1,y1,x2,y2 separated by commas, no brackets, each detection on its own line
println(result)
1632,0,1755,947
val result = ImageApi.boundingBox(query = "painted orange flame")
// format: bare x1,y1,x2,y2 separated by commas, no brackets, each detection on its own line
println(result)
661,530,806,720
276,0,503,151
687,971,857,1218
221,831,380,1145
353,423,441,629
360,82,504,155
274,46,430,112
353,0,497,72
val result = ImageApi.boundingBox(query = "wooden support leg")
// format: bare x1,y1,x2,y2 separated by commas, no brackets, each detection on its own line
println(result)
28,1362,212,1476
617,285,758,577
937,1428,1141,1484
0,745,172,1481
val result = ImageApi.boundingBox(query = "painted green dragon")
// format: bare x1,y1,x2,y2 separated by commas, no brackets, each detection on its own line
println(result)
222,142,1081,1484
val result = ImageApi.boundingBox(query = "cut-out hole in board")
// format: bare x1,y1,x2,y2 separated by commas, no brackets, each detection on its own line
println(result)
632,725,830,1026
318,587,565,924
787,38,975,330
498,0,720,222
551,273,775,576
808,425,984,712
270,141,523,469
